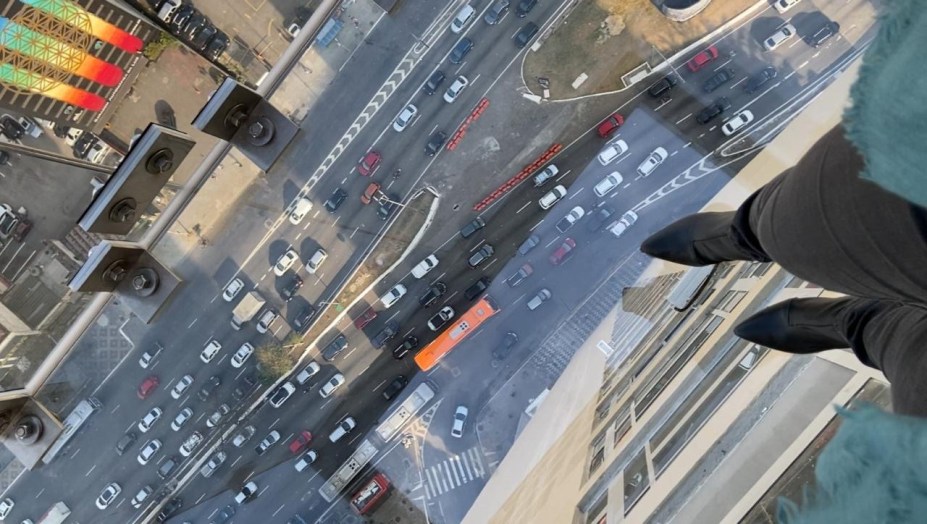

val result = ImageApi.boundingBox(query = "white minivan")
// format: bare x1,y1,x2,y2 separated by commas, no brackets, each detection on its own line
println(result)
450,4,476,33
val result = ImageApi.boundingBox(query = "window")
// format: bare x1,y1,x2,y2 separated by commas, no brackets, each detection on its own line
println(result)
588,432,606,475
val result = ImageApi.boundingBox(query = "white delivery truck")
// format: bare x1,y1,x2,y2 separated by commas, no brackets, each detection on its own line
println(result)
38,502,71,524
231,291,265,330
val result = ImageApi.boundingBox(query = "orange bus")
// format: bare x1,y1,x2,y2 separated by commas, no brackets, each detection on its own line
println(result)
415,295,499,371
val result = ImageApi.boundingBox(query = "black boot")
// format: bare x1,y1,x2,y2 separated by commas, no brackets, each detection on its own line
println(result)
641,211,770,267
734,297,853,352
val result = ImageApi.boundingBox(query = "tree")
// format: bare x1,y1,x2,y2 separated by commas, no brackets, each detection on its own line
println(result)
255,341,297,384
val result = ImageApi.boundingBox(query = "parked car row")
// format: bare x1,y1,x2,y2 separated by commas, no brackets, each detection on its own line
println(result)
155,0,230,61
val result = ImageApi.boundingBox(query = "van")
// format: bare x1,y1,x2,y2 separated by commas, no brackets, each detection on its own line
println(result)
306,249,327,274
450,5,475,33
328,416,357,443
539,185,567,209
158,0,181,22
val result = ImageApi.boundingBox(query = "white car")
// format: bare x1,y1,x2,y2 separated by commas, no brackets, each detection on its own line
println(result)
722,110,755,136
130,486,153,509
137,406,163,433
305,248,327,274
443,75,469,103
539,185,567,209
171,374,194,399
328,416,357,443
171,407,193,431
294,450,318,472
234,481,258,504
96,482,121,510
532,164,559,187
256,308,279,334
773,0,801,13
319,373,346,398
273,248,300,277
231,342,254,368
206,404,230,428
138,345,163,368
255,431,280,455
200,339,222,363
295,361,321,385
596,139,628,165
411,255,438,279
233,425,256,447
0,498,14,519
380,284,407,308
222,278,244,301
637,147,668,177
608,210,639,238
137,439,162,465
451,405,468,438
392,103,418,132
180,431,203,457
593,172,624,197
427,306,455,331
555,206,586,233
763,23,796,51
269,382,296,408
289,197,313,225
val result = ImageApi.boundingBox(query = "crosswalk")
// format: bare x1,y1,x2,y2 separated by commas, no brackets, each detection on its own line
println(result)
423,447,485,499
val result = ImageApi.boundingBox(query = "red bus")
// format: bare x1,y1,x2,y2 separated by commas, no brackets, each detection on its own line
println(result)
415,295,499,371
351,472,390,515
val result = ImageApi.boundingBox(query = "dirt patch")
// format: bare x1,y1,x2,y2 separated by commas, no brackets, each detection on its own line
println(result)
524,0,758,99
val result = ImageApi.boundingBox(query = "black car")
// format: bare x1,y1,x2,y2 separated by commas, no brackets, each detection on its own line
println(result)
205,31,230,60
197,375,221,401
372,321,400,349
324,187,348,213
72,132,98,159
516,0,538,17
192,23,217,50
115,431,138,455
157,498,183,522
170,4,195,33
382,375,409,400
293,305,317,333
423,70,446,95
214,504,237,524
459,217,486,238
464,277,490,300
419,282,447,307
696,97,731,124
448,38,473,64
322,334,348,361
744,66,777,94
281,274,303,301
393,336,419,359
587,206,614,232
647,75,677,98
377,195,397,220
158,456,178,479
425,131,448,156
182,12,208,41
492,331,518,361
805,21,839,47
0,116,24,141
468,244,494,267
514,22,539,49
484,0,510,24
702,67,735,93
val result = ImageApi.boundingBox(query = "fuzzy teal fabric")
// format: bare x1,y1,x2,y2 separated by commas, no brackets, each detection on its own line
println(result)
843,0,927,208
778,405,927,523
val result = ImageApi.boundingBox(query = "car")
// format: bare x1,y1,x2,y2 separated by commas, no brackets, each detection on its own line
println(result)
764,23,796,51
647,74,677,97
215,504,237,523
492,332,518,360
423,70,446,95
281,274,303,301
206,404,230,428
419,282,448,308
377,195,398,220
506,264,533,288
169,4,194,32
686,45,719,72
380,284,407,308
197,375,221,401
357,150,381,176
594,172,624,197
171,374,193,399
233,425,256,447
596,112,624,138
532,164,559,186
274,248,300,277
0,498,12,519
156,497,183,522
255,431,281,455
319,373,346,398
269,382,296,408
464,277,490,300
138,375,160,399
324,188,348,213
158,456,178,479
138,439,162,465
637,147,668,176
459,217,487,238
372,320,401,348
360,181,381,205
191,23,217,50
96,482,121,510
773,0,801,13
449,37,473,64
200,338,222,363
235,481,258,504
295,450,318,472
539,185,567,209
205,31,230,60
514,21,539,49
256,308,279,334
484,0,510,24
451,406,468,438
182,11,207,40
131,485,153,509
180,431,203,457
450,4,476,33
696,97,732,124
393,335,419,359
353,308,378,330
392,104,418,132
556,206,586,233
171,407,193,431
293,305,317,333
138,406,163,433
328,416,357,442
608,210,639,238
427,306,455,331
468,244,494,267
516,0,537,17
223,278,244,302
425,130,448,156
200,451,228,478
138,344,163,368
322,334,349,361
72,131,97,158
412,255,439,279
115,431,137,455
702,67,735,93
597,139,628,165
305,248,328,274
722,110,755,136
289,197,313,225
549,238,577,265
443,75,469,103
805,20,839,47
0,116,24,141
587,206,615,232
518,234,541,255
527,288,552,310
289,430,313,453
745,66,778,94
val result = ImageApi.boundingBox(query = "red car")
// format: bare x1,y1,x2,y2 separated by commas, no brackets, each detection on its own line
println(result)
137,375,160,399
361,182,381,205
289,430,313,454
596,112,624,138
357,151,381,176
686,46,719,72
353,308,378,330
549,238,577,266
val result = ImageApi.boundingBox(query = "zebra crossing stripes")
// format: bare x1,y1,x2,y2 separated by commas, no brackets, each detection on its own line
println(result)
424,447,485,499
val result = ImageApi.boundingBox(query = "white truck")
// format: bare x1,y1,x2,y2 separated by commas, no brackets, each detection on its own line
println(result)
38,502,71,524
231,291,265,330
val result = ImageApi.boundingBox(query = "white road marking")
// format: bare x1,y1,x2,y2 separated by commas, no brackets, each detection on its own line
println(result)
515,201,530,214
676,113,692,124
